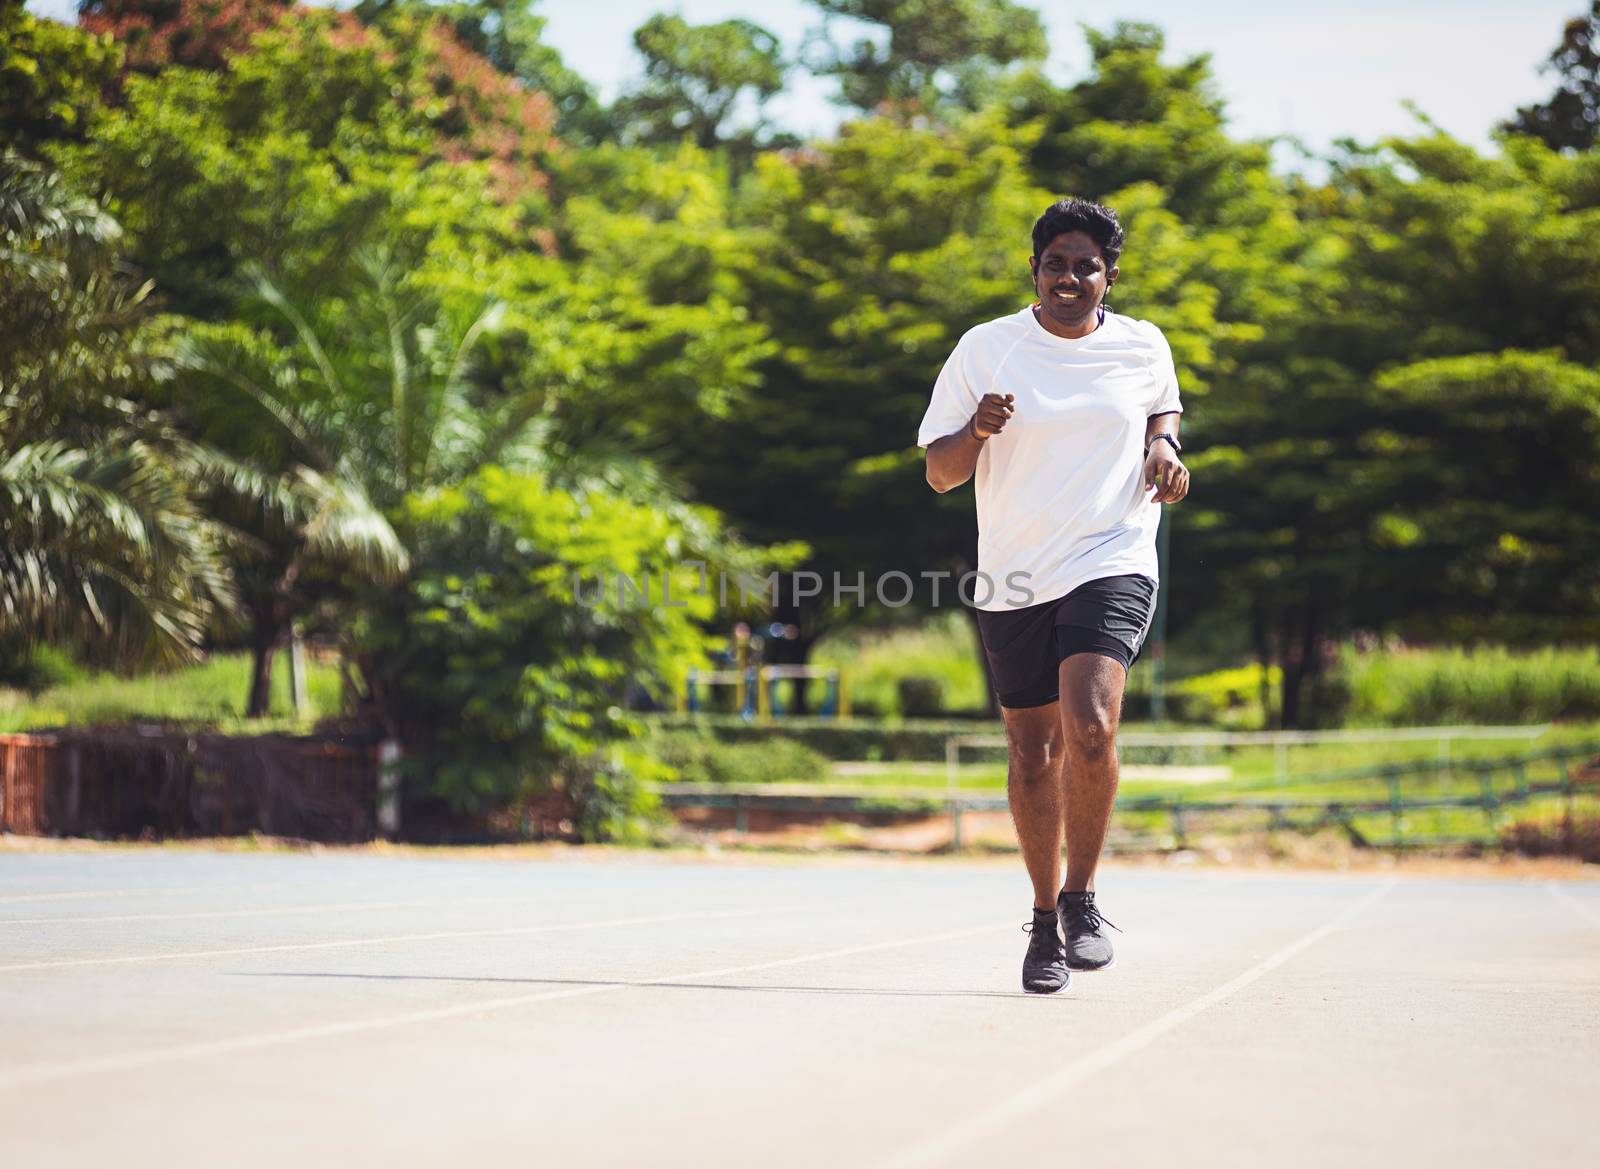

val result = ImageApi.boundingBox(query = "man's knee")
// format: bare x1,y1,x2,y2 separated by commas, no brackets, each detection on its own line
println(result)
1007,729,1063,781
1064,707,1118,758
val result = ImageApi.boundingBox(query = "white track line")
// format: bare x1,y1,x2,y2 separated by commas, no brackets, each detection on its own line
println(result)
0,894,570,926
0,889,170,905
0,885,274,905
0,919,1012,1087
0,905,786,973
1547,882,1600,929
872,879,1397,1169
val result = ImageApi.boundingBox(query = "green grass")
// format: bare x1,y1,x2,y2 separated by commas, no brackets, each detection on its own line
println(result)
0,652,346,733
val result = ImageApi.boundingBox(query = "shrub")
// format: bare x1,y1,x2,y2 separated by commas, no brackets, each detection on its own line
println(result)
1335,645,1600,725
1168,663,1279,726
0,643,88,692
647,729,828,785
355,468,724,824
565,754,667,844
896,676,945,718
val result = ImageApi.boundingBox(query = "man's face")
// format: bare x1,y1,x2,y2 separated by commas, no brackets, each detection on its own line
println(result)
1029,231,1116,332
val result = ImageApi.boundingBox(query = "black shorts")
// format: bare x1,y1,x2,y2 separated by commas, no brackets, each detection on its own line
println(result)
975,574,1158,709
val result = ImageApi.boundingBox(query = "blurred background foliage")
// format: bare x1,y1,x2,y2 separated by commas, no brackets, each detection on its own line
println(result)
4,0,1600,834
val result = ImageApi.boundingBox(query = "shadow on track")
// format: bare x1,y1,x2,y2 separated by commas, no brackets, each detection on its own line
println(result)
226,970,1049,1000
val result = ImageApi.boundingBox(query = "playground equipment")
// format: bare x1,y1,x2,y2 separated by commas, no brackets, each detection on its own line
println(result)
679,665,849,721
679,669,756,718
758,664,848,720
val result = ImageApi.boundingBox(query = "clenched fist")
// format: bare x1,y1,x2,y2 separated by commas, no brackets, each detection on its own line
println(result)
1144,443,1190,504
969,393,1015,440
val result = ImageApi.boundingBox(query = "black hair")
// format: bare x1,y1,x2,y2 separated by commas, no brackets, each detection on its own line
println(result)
1031,198,1124,268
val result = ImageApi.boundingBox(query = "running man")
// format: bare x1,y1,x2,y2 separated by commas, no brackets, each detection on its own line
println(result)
918,198,1189,993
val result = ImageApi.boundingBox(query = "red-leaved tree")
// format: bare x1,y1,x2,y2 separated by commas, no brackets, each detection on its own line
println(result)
79,0,290,73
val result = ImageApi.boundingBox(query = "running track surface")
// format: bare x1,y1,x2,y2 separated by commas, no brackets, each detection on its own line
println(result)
2,849,1597,1168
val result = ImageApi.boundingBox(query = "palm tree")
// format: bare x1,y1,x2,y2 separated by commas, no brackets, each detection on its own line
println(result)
0,151,407,714
0,151,242,669
172,249,517,716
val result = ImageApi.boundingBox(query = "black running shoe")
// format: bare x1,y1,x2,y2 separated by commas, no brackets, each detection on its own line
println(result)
1021,908,1070,993
1058,890,1120,971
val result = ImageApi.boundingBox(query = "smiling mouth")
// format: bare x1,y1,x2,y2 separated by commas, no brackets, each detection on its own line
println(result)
1052,289,1084,302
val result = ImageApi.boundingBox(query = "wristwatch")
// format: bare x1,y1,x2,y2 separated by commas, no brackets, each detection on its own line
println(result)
1146,433,1181,456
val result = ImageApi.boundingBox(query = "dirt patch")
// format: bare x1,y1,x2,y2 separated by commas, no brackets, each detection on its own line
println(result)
657,808,1600,878
6,822,1599,881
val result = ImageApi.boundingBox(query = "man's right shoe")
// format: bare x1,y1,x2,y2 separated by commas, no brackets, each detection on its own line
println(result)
1021,909,1071,993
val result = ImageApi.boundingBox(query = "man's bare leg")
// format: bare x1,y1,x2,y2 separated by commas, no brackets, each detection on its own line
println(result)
1001,701,1067,910
1057,653,1128,894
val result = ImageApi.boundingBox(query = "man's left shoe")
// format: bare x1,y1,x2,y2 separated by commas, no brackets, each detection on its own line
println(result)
1058,890,1120,971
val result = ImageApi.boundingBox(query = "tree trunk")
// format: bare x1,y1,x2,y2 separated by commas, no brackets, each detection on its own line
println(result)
246,619,284,718
1277,598,1322,729
244,560,302,719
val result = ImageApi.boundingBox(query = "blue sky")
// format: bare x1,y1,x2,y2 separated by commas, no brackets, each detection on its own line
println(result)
26,0,1580,157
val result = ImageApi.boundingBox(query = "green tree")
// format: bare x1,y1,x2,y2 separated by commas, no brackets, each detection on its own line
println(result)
66,2,775,481
613,13,788,156
1002,22,1279,230
1368,351,1600,642
57,7,554,315
538,141,778,465
805,0,1045,116
0,2,121,156
53,5,579,715
1504,1,1600,151
1187,131,1600,723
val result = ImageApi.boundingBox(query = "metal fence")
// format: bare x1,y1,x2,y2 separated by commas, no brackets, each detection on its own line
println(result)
946,724,1552,788
655,741,1600,851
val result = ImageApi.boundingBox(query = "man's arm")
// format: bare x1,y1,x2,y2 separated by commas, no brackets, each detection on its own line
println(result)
925,393,1013,493
1143,411,1189,504
1146,412,1180,445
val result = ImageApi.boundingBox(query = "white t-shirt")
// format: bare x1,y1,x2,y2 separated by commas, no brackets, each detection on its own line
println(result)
916,307,1183,612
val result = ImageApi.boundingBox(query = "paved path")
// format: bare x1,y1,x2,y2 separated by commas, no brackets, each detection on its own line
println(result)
1,848,1596,1168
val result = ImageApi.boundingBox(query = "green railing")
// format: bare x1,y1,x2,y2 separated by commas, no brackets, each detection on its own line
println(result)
653,741,1600,851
